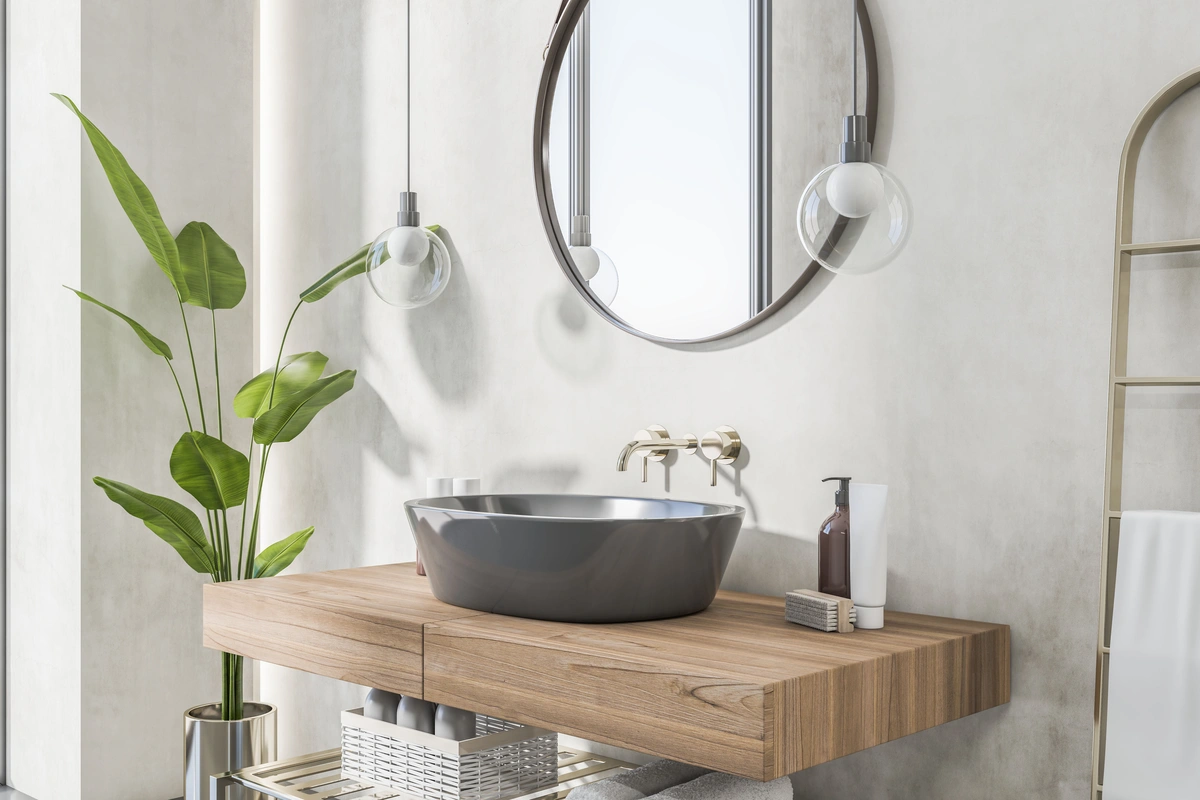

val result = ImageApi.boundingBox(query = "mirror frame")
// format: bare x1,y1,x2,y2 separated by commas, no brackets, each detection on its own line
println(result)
533,0,879,345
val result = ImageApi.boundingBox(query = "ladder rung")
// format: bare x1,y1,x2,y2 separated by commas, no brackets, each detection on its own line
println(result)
1113,376,1200,386
1106,510,1121,519
1120,238,1200,255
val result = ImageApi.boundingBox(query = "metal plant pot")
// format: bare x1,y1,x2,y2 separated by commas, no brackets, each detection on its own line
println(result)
185,702,277,800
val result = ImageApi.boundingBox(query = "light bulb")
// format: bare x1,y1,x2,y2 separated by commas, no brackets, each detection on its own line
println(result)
826,162,885,218
568,244,601,280
366,225,451,307
386,225,431,266
797,161,912,275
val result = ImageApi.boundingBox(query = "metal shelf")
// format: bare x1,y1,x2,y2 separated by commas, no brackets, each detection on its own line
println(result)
1119,238,1200,255
1113,376,1200,386
211,745,635,800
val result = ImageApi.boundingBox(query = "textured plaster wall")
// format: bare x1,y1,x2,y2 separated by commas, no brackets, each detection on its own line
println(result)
254,2,1200,797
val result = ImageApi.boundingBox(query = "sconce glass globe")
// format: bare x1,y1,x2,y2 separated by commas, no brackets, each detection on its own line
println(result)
797,162,912,275
585,247,618,305
366,225,451,308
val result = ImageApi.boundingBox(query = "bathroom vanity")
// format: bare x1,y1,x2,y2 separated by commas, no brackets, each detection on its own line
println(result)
203,564,1009,781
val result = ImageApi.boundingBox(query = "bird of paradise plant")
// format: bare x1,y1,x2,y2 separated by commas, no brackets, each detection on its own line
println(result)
56,93,377,720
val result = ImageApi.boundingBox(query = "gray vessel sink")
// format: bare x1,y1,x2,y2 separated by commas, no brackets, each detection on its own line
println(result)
404,494,744,623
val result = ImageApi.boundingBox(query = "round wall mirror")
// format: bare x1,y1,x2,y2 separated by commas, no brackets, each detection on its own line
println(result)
534,0,878,344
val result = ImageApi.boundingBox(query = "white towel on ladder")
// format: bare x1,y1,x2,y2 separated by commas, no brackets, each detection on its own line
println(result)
1104,510,1200,800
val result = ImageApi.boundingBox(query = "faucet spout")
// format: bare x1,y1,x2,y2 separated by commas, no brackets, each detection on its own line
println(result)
616,440,655,472
615,426,699,481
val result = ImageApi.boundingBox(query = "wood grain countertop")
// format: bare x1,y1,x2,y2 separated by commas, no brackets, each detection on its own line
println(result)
204,563,1009,780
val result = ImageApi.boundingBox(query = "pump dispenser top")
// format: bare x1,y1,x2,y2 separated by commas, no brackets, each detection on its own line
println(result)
823,477,852,507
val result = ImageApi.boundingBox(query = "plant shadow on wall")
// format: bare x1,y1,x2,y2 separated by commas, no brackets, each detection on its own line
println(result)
54,94,379,723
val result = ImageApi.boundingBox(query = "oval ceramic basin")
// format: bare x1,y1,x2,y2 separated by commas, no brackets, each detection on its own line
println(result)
404,494,744,623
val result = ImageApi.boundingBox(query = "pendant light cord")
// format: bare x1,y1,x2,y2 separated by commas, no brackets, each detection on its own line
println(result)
407,0,412,194
851,0,857,116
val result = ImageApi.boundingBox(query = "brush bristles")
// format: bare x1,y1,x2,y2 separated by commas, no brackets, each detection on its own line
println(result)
785,590,856,632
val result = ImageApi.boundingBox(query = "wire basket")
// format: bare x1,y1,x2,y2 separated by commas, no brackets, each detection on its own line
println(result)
341,708,559,800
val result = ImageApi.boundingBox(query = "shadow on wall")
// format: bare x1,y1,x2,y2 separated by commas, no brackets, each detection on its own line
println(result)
535,284,614,382
405,227,482,404
490,462,582,494
722,527,819,597
358,378,420,480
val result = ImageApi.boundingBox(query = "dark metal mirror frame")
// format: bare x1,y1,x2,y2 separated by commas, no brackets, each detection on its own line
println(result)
533,0,879,345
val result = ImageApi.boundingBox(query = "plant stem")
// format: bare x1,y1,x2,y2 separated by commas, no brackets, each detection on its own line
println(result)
222,651,244,720
244,446,271,580
177,301,207,434
267,300,303,407
239,299,301,579
211,308,223,441
220,509,232,583
206,510,223,581
237,443,254,579
166,359,194,431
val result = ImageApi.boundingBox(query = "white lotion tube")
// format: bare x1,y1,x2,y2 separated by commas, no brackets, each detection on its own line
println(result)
849,482,888,629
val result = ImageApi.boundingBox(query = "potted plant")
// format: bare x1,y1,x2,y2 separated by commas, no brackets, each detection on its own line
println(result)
54,94,378,799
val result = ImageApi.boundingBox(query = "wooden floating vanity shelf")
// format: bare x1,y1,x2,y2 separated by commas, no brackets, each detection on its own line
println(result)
204,563,1010,782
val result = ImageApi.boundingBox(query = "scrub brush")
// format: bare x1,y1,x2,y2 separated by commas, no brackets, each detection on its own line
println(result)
785,589,856,633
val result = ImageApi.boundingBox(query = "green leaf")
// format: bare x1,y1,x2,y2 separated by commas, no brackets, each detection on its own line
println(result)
65,286,172,359
233,352,329,419
300,243,369,303
252,526,315,578
169,432,250,510
93,477,215,574
53,94,187,300
253,369,356,445
176,221,247,310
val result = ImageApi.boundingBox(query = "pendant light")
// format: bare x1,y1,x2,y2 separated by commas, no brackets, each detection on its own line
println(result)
366,0,452,307
796,0,912,275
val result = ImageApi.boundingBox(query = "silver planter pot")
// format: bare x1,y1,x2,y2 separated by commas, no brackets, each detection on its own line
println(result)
185,702,277,800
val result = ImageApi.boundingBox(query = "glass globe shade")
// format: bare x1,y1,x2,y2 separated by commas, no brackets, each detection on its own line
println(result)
797,162,912,275
366,225,451,308
585,247,618,305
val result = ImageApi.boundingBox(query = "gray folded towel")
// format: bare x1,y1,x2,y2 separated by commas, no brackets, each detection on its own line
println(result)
651,772,793,800
567,759,712,800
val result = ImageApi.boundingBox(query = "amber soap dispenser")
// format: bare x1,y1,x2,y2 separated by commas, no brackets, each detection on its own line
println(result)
818,477,852,598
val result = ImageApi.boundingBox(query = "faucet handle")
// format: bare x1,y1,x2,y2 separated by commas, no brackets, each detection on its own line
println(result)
629,425,697,482
700,426,742,486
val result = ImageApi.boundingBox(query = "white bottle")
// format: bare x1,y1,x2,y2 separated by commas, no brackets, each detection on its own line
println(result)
848,483,888,629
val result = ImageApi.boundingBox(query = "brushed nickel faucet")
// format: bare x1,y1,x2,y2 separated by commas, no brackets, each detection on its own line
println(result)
616,425,697,482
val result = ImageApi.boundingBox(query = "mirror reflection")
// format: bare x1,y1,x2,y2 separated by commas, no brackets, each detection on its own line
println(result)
546,0,867,341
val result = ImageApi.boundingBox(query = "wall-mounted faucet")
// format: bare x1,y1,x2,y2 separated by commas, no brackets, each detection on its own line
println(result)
616,425,698,482
617,424,743,484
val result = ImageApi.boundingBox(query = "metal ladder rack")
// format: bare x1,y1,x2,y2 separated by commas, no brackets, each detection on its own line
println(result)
1092,64,1200,800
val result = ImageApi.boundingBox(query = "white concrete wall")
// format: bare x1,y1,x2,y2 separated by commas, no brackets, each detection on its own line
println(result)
253,1,1200,797
8,0,83,796
8,1,254,798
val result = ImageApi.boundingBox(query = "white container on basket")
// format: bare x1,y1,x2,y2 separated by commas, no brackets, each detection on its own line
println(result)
341,707,558,800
